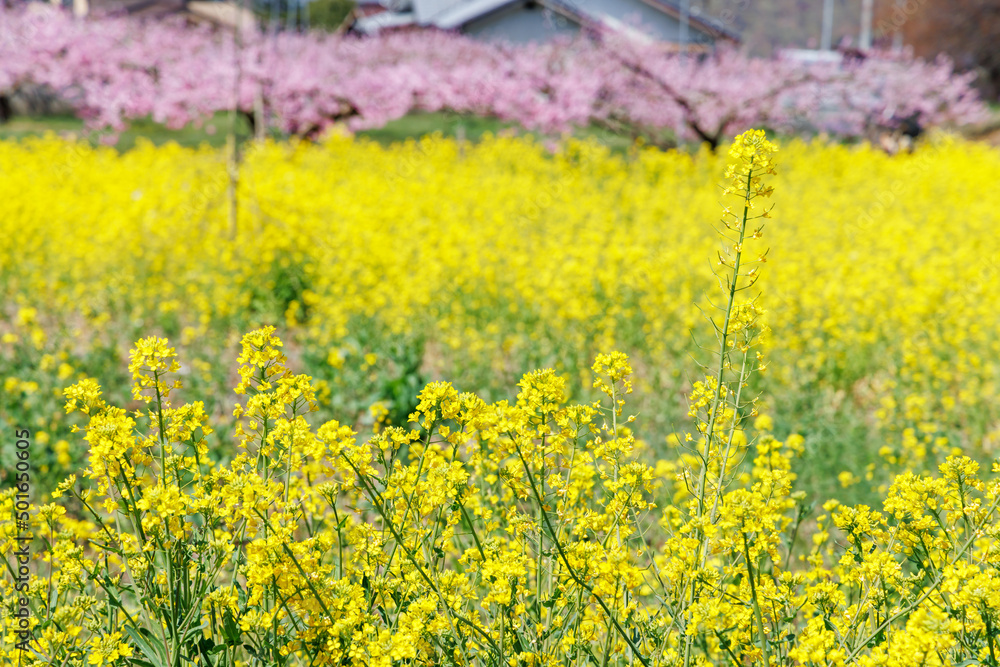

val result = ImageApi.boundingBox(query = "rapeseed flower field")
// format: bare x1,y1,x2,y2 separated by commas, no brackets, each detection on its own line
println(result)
3,132,999,494
2,130,1000,665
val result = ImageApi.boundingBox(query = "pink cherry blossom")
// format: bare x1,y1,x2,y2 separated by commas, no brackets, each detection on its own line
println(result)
0,4,987,144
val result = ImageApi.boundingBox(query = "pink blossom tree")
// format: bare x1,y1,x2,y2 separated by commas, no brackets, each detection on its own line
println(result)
0,4,987,146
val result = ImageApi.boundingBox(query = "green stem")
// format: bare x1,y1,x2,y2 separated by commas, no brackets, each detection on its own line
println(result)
742,532,771,666
985,610,998,666
381,427,432,576
845,491,1000,662
708,350,752,531
696,164,755,521
331,500,344,579
340,454,486,663
511,438,652,667
685,163,757,667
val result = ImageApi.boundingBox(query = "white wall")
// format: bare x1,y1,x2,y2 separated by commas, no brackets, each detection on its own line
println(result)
413,0,464,21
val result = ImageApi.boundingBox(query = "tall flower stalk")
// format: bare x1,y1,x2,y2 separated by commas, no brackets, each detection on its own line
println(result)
682,129,778,667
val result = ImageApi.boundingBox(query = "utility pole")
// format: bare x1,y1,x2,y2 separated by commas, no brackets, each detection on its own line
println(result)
860,0,873,49
821,0,833,50
679,0,690,50
892,0,904,51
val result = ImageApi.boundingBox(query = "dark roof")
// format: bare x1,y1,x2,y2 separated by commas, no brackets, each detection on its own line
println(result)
351,0,740,44
636,0,741,43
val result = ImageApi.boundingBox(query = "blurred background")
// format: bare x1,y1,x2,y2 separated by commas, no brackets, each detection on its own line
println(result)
1,0,997,145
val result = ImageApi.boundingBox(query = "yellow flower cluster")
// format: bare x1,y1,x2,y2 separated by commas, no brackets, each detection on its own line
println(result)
3,323,999,666
1,129,1000,665
1,132,999,494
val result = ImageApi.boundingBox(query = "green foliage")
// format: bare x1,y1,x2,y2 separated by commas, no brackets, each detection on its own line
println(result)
306,0,355,31
252,0,355,32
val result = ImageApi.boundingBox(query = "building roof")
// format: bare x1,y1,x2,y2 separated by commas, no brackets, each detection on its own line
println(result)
353,9,418,32
351,0,739,44
430,0,515,30
356,0,411,8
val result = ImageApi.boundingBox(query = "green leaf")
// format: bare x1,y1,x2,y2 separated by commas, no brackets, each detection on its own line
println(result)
191,636,226,665
181,620,210,645
222,609,242,646
123,625,167,667
542,588,563,609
